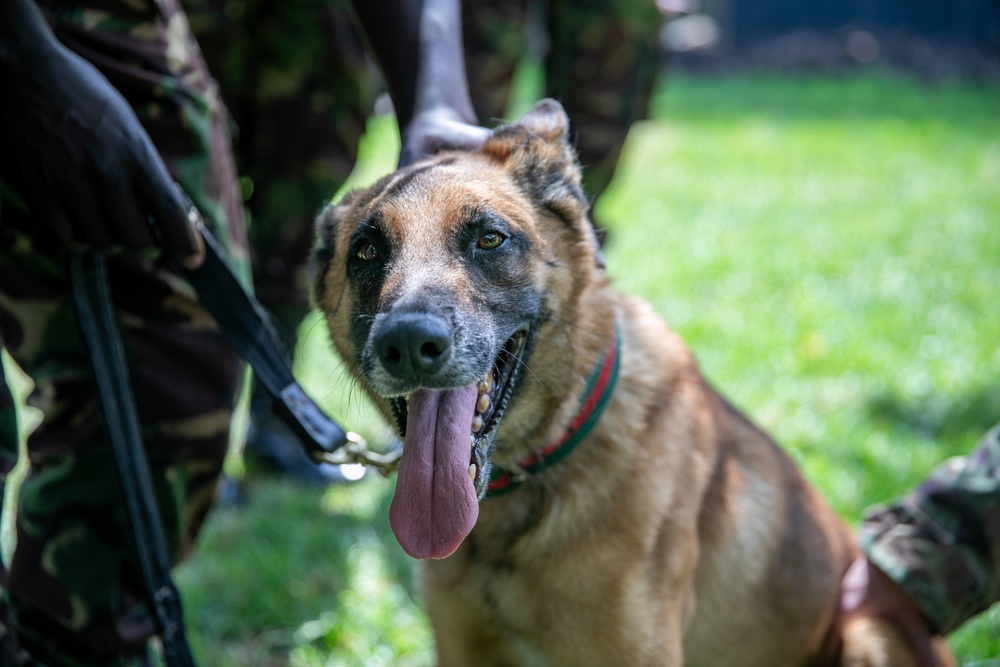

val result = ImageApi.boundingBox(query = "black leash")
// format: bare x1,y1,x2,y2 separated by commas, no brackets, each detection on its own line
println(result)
68,228,355,666
182,228,351,459
69,252,196,667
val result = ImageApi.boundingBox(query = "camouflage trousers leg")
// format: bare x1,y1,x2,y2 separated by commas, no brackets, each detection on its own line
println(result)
462,0,662,201
0,1,247,664
186,0,375,337
183,0,377,471
461,0,529,127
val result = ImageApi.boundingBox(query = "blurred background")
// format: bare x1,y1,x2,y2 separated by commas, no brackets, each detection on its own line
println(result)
660,0,999,80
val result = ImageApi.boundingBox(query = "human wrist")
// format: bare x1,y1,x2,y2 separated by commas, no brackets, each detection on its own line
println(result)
411,0,476,125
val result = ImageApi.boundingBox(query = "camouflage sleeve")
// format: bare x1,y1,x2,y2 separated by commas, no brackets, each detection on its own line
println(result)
859,422,1000,634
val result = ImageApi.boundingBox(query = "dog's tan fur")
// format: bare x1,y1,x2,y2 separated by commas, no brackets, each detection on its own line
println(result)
311,100,952,666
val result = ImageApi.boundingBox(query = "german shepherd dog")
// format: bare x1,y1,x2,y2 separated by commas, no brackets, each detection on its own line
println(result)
310,100,952,666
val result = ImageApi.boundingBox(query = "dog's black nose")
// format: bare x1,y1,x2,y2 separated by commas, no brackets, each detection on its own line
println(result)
374,312,453,380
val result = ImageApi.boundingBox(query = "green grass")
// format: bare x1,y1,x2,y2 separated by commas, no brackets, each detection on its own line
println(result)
5,72,999,664
603,73,1000,516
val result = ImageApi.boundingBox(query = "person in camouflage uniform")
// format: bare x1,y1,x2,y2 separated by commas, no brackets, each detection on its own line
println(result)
0,0,483,663
0,1,248,663
841,422,1000,663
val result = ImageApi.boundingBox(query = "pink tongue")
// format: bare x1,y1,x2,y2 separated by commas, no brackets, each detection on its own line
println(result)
389,386,479,559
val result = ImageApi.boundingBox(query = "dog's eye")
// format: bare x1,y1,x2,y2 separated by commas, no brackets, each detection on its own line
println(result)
478,232,505,250
356,241,379,262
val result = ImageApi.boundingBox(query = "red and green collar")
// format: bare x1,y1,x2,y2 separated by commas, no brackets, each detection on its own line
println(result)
485,325,621,499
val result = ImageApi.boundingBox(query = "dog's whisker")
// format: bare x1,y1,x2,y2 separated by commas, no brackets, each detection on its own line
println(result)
498,349,542,389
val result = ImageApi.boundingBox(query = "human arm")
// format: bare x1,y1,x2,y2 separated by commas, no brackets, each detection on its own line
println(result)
840,423,1000,662
840,555,943,667
348,0,488,166
0,0,203,267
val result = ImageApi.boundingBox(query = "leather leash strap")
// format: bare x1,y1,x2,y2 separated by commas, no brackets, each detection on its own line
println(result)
69,252,196,667
68,228,353,666
182,228,350,459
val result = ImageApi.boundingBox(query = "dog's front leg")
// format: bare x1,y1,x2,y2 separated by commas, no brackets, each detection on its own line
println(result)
421,567,527,667
428,607,529,667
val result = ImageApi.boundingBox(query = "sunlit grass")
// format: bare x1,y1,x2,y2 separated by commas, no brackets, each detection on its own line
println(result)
602,75,1000,509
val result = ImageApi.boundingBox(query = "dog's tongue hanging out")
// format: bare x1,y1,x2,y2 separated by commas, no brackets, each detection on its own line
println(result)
389,387,480,559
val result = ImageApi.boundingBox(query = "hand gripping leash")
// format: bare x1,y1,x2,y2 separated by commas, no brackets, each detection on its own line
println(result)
68,219,397,666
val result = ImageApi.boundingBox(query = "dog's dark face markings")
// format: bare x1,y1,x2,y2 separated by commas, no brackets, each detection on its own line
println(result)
343,200,540,398
311,100,593,559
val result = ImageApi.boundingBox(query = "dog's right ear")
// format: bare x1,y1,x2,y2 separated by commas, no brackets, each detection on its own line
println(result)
481,99,588,224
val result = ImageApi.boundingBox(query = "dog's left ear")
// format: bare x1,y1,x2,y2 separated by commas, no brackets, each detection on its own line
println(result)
482,99,588,224
501,98,571,145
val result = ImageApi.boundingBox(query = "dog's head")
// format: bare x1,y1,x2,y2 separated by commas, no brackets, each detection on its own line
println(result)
311,100,604,559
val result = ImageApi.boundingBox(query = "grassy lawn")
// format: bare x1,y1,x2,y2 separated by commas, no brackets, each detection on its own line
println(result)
5,72,998,664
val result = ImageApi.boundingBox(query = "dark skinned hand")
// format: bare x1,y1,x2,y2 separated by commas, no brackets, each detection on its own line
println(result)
399,107,490,167
0,6,203,268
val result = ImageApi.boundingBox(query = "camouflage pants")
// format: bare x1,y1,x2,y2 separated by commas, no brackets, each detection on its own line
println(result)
0,1,247,664
860,421,1000,634
184,0,375,339
463,0,662,202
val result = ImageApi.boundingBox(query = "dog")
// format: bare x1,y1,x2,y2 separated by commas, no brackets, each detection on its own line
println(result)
310,100,953,666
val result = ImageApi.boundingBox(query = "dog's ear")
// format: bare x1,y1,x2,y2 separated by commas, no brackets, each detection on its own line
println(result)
482,99,588,224
309,203,339,309
501,98,571,145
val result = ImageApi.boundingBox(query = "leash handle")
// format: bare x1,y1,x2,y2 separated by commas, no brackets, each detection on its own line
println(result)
69,252,197,667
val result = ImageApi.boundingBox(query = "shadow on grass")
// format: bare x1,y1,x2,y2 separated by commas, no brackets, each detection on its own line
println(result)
652,73,1000,131
176,472,427,666
864,386,1000,447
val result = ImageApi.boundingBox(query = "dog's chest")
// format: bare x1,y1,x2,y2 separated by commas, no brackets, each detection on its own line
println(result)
425,506,637,657
438,555,593,655
459,513,569,628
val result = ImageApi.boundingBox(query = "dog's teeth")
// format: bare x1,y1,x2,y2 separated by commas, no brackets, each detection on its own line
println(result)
478,377,490,394
472,415,483,433
485,369,494,391
469,463,477,482
477,394,490,414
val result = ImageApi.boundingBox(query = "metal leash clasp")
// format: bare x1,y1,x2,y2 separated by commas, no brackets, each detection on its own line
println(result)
314,432,402,476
